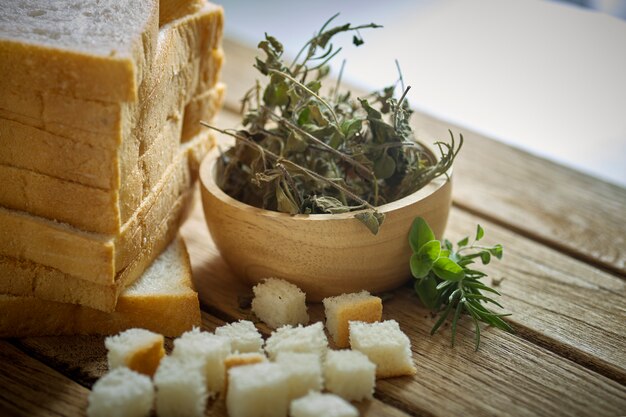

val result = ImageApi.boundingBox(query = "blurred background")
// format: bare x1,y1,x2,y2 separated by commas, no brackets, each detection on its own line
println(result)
219,0,626,187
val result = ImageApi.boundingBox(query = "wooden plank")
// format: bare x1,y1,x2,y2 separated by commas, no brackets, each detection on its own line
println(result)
220,38,626,276
446,210,626,383
180,198,626,417
211,105,626,382
0,341,88,417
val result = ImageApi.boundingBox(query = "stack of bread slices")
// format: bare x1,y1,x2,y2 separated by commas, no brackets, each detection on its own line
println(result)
0,0,225,337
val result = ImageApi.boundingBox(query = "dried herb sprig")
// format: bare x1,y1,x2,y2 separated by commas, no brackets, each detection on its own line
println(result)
409,217,512,350
213,14,463,234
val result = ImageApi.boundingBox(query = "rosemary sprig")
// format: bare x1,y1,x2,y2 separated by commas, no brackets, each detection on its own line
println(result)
215,15,463,234
409,217,512,350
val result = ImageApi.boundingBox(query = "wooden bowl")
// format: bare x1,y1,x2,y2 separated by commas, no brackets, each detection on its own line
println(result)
199,147,452,301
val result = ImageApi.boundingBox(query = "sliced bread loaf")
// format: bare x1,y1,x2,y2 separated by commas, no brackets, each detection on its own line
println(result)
0,235,201,337
0,0,159,103
0,4,224,234
0,130,212,293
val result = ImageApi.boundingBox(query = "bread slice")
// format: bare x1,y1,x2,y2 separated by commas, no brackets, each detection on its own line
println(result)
0,0,159,103
87,367,154,417
0,131,212,289
160,0,207,26
182,82,226,142
0,235,201,337
105,328,165,377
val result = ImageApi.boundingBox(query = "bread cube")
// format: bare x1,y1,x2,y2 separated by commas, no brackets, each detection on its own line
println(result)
172,328,231,394
154,355,207,417
105,328,165,377
264,322,328,360
215,320,264,353
349,320,417,378
251,278,309,329
276,351,323,400
323,290,382,348
87,367,153,417
226,362,290,417
290,392,359,417
224,352,268,394
323,349,375,401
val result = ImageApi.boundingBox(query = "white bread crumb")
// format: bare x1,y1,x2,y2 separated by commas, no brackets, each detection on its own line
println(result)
226,362,290,417
349,320,417,378
171,328,231,395
275,351,323,400
290,391,359,417
215,320,263,353
323,349,376,401
87,367,153,417
105,328,164,377
264,322,328,360
323,291,382,348
154,355,207,417
251,278,309,329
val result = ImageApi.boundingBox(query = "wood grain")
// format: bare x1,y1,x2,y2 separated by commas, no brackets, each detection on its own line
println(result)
220,38,626,276
446,209,626,384
181,197,626,417
0,341,89,417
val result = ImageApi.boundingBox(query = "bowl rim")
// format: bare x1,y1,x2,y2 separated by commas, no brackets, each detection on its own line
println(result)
200,143,452,222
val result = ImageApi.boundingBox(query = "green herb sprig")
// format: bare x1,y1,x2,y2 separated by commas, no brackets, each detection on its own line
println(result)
202,15,463,234
409,217,512,350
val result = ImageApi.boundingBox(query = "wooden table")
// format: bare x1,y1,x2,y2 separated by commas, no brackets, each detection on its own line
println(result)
1,39,625,417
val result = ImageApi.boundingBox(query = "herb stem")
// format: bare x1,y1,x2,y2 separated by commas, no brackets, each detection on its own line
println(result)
200,122,376,211
265,110,371,177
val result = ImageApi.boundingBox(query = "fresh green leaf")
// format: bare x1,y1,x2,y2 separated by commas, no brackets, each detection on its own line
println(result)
433,257,465,281
410,240,441,278
414,275,439,310
476,224,485,241
480,251,491,265
490,244,504,260
409,217,435,252
407,216,510,350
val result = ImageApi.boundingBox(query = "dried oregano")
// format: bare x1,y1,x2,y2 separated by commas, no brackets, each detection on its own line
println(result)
202,14,462,234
